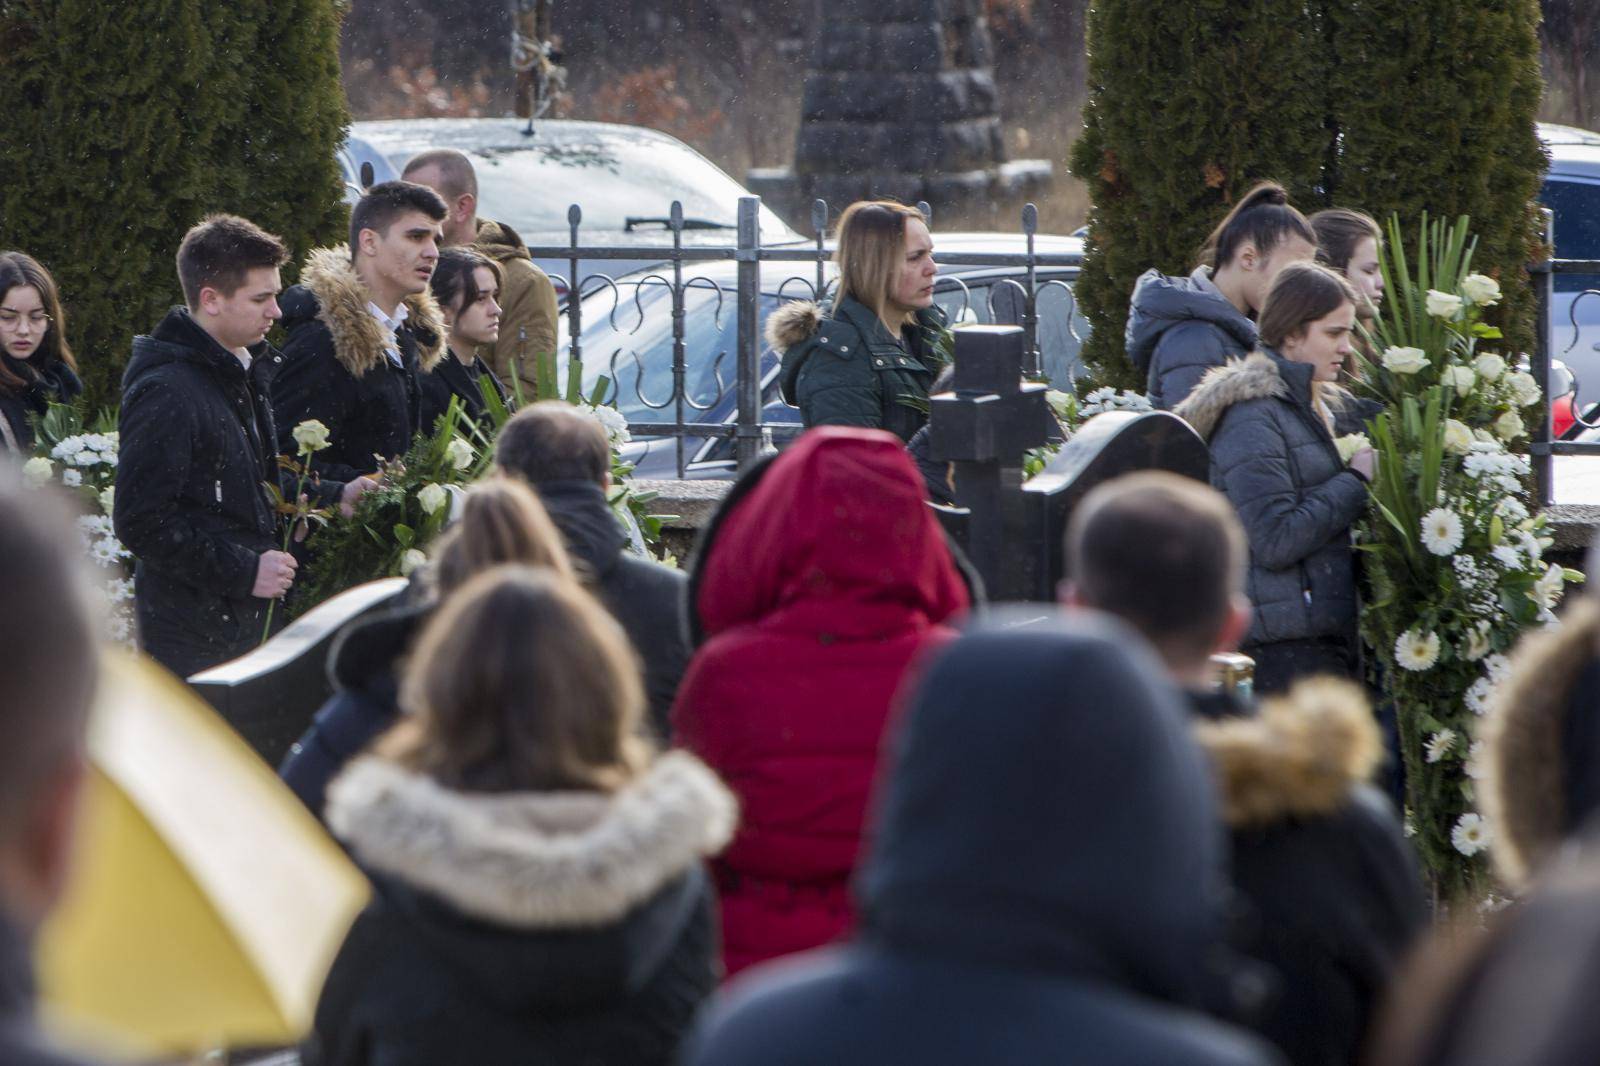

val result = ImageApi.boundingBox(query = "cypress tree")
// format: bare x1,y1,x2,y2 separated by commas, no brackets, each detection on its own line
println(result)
1068,0,1331,391
0,1,350,408
1324,0,1547,359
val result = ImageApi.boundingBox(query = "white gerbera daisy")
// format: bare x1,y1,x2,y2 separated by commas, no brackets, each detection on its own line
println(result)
1421,508,1464,556
1466,741,1487,780
1460,622,1492,662
1426,729,1457,764
1484,653,1512,683
1395,628,1441,672
1452,812,1492,857
61,469,82,488
1465,677,1495,715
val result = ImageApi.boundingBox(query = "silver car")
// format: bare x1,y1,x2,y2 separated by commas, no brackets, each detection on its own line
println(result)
1541,122,1600,407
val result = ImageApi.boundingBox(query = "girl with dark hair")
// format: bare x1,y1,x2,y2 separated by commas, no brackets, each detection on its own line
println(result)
1176,263,1374,695
766,200,947,443
1128,182,1318,410
418,246,510,431
0,252,81,452
308,566,736,1066
1311,208,1384,313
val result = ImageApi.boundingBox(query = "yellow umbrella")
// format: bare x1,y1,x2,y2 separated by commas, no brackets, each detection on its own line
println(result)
35,651,370,1058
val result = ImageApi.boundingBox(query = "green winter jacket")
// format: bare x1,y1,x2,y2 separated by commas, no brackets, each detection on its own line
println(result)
769,295,949,443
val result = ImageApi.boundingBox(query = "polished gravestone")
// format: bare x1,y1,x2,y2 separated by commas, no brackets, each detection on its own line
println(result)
188,578,409,765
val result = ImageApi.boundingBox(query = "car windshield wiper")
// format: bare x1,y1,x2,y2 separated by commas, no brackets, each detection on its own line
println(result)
623,216,736,232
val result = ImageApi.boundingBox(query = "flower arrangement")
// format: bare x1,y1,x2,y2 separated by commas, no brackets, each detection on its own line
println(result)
25,403,134,643
1353,215,1579,900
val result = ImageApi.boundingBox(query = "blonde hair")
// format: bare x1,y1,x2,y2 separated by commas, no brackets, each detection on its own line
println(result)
430,477,575,595
386,565,652,794
834,200,925,326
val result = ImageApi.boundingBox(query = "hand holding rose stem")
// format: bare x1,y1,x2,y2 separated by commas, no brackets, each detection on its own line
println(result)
261,420,332,644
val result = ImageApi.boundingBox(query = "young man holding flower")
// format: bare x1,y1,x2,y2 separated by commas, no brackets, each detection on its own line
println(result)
115,215,373,677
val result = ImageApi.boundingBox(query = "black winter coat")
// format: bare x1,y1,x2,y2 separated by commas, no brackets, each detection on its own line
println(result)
1191,682,1425,1066
534,479,689,739
307,751,737,1066
0,917,99,1066
279,602,428,821
1177,351,1369,646
416,349,508,435
0,354,81,454
1127,266,1260,410
769,296,947,443
272,248,446,483
114,308,333,678
684,613,1279,1066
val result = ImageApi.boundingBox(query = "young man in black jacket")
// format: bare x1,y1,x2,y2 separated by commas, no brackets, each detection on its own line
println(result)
1062,472,1424,1066
115,216,373,677
495,402,690,738
272,182,449,482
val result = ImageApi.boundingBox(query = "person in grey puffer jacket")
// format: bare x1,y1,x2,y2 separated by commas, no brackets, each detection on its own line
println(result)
1176,263,1374,696
1128,182,1317,410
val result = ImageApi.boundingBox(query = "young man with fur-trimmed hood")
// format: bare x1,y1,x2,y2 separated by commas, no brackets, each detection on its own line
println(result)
272,182,449,484
1063,471,1424,1066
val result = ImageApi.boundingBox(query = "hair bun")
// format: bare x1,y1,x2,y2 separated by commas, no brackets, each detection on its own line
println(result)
1240,182,1289,209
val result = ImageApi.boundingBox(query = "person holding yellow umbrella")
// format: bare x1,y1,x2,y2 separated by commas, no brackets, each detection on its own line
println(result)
0,466,101,1066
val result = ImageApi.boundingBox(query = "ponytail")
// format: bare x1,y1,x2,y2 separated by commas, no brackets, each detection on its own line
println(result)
1198,181,1316,270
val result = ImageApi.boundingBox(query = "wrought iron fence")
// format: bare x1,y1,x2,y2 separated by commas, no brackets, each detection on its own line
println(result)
524,196,1086,478
1530,210,1600,505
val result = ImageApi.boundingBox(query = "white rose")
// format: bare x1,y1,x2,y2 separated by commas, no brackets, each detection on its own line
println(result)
1443,418,1474,456
21,457,53,486
1495,410,1525,441
1334,433,1371,463
291,419,332,454
1461,273,1502,307
417,482,448,515
1474,352,1506,381
1440,365,1476,398
1504,371,1541,408
1381,346,1429,375
445,438,475,471
1426,289,1464,319
399,548,427,577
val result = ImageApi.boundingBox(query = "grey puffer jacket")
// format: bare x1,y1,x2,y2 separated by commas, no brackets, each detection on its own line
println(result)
1176,351,1368,646
1126,266,1259,410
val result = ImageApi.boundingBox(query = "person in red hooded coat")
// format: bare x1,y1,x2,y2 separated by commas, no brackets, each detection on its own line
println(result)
672,426,972,978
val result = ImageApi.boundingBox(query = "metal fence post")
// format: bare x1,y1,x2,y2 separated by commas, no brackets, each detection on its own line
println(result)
565,204,583,394
1533,207,1554,508
735,197,763,471
1021,203,1040,378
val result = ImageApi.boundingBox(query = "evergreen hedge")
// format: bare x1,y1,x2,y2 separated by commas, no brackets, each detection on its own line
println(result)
1069,0,1547,390
0,1,350,408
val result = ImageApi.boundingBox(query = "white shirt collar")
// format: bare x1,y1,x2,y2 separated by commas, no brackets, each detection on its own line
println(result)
367,300,408,334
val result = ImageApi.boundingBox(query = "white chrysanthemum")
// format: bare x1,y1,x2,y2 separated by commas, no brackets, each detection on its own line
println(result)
1462,273,1503,307
1495,410,1525,441
1426,290,1465,319
76,514,112,538
583,403,632,445
89,537,122,567
399,548,428,577
1465,676,1495,715
21,456,53,485
445,438,475,471
109,578,135,604
1440,366,1477,398
50,436,82,461
1474,352,1506,381
1491,544,1522,570
108,614,132,643
416,482,447,516
1395,628,1441,672
1421,507,1464,556
1083,386,1116,406
61,469,82,488
1466,741,1488,780
1484,653,1512,683
1381,345,1429,374
1426,729,1458,764
72,449,99,468
1452,812,1493,857
1442,418,1474,455
1460,622,1492,662
1496,497,1529,524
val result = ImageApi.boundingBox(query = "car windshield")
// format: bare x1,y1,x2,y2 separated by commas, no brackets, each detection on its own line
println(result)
388,134,791,242
1541,178,1600,293
560,282,748,424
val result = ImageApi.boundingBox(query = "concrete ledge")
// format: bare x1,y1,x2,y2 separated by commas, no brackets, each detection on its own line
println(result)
1547,504,1600,552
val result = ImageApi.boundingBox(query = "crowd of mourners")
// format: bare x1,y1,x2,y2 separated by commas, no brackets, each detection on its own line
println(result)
3,159,1600,1066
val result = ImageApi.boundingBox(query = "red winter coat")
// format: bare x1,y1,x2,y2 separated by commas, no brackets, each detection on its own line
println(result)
672,427,970,977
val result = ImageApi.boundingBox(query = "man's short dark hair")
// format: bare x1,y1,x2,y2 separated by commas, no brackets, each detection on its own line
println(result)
402,149,479,201
1065,471,1246,663
0,465,97,841
176,214,288,309
349,180,448,253
496,402,611,486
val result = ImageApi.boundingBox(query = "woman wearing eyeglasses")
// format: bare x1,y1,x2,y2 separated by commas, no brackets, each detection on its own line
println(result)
0,253,82,453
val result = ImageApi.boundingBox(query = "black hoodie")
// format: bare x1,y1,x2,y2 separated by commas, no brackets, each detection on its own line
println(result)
685,613,1278,1066
114,308,338,677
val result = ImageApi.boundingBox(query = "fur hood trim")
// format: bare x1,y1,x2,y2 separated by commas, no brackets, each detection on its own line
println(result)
300,246,446,378
1482,597,1600,890
1194,677,1381,828
766,300,822,353
326,750,738,928
1174,352,1287,440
